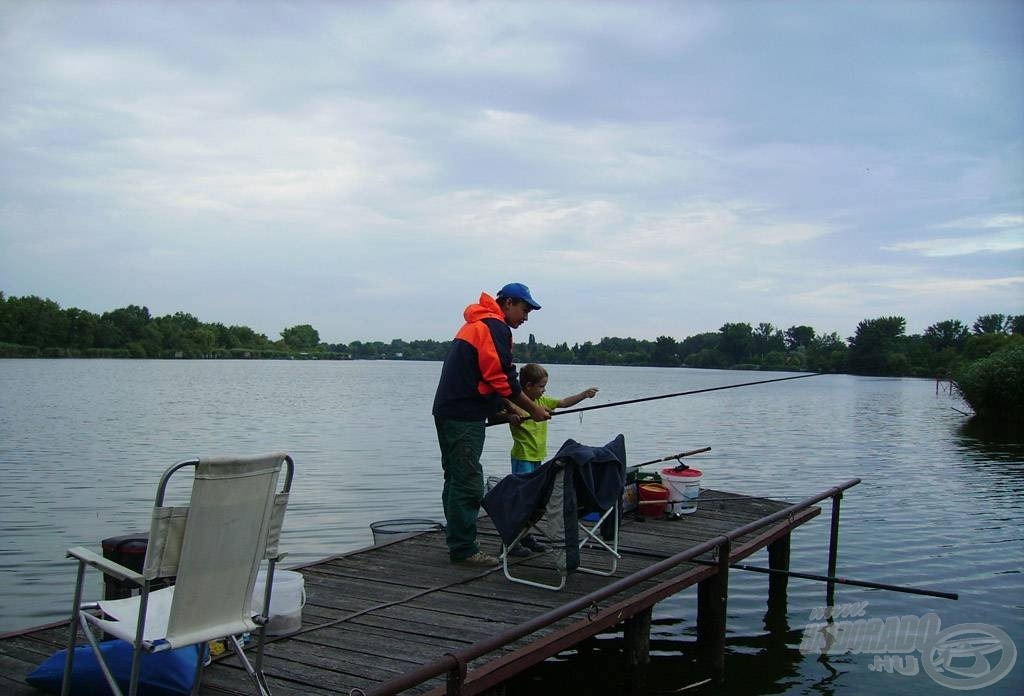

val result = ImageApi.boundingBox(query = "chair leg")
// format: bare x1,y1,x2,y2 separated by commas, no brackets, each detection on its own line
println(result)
190,642,206,696
577,505,620,577
127,585,151,696
501,522,566,591
227,634,272,696
61,561,87,696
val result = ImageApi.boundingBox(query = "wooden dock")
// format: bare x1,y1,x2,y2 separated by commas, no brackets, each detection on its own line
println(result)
0,482,859,695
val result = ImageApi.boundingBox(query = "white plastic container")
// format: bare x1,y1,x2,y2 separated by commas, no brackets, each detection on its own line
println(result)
660,467,703,515
252,569,305,635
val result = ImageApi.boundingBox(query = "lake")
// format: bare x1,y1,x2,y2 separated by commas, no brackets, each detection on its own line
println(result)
0,359,1020,694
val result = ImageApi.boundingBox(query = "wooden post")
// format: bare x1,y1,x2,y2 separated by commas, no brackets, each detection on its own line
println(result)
696,540,730,684
767,534,791,609
765,533,791,631
623,607,652,694
827,492,843,609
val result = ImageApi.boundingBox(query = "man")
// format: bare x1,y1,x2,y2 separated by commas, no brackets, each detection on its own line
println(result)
432,283,551,566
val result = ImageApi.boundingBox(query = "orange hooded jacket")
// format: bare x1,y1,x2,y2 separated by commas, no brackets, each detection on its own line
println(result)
432,293,522,421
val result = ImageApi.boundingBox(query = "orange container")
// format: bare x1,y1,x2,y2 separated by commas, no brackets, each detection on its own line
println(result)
637,483,669,517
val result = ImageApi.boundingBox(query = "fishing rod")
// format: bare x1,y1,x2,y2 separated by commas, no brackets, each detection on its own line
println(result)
618,545,958,600
489,371,825,426
630,447,711,473
693,558,960,601
555,372,824,418
634,447,711,468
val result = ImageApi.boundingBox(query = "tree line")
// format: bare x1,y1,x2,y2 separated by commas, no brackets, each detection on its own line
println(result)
0,291,1020,379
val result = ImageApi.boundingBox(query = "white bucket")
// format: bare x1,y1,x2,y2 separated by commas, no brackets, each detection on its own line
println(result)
660,467,703,515
252,569,305,635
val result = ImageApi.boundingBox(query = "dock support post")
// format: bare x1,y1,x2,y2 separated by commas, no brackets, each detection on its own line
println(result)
696,539,730,684
623,607,652,693
826,491,843,609
766,532,791,624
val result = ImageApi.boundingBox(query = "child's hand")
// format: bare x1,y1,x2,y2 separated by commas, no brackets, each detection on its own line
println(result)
583,387,599,399
508,412,524,425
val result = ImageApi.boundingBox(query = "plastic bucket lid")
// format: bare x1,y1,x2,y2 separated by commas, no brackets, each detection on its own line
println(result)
661,467,703,478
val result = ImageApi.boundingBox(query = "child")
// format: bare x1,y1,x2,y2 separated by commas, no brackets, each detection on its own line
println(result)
508,363,599,474
505,363,599,554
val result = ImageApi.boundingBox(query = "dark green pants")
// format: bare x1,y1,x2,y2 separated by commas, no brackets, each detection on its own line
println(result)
435,417,486,561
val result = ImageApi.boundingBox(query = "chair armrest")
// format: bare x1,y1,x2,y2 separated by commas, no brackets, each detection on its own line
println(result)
67,546,145,585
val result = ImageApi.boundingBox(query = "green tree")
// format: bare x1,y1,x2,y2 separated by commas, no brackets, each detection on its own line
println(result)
962,332,1013,361
3,295,69,347
525,333,538,361
228,325,270,349
651,335,679,366
847,316,906,375
973,313,1007,334
806,332,848,372
679,332,719,365
954,340,1024,423
924,320,969,351
784,325,816,351
102,305,153,344
752,322,785,360
718,322,753,365
280,324,320,351
689,347,729,369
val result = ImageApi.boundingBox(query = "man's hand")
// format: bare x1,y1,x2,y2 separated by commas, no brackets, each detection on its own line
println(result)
528,403,551,422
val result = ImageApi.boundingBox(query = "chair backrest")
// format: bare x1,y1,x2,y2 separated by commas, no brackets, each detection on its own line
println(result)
142,453,292,647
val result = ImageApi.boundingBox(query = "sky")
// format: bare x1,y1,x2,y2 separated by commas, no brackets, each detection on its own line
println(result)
1,0,1022,346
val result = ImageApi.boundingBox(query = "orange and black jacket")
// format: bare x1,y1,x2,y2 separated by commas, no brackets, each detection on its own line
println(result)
432,293,523,421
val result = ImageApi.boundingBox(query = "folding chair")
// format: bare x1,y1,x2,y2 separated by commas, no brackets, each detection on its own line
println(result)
485,436,626,592
62,453,294,696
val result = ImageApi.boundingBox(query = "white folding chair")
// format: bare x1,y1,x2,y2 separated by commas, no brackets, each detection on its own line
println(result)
62,453,294,696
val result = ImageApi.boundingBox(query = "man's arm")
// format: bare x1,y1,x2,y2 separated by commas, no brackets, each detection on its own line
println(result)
510,391,550,422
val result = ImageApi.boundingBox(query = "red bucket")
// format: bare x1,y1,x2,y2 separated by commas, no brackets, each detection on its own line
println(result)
638,483,669,518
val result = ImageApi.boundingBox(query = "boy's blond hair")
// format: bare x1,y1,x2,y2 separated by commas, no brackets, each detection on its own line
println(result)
519,363,548,385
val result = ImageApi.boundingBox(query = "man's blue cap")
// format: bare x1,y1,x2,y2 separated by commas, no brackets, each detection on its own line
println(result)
497,282,541,310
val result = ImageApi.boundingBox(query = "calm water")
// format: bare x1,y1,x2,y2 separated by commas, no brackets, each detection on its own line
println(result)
0,360,1020,694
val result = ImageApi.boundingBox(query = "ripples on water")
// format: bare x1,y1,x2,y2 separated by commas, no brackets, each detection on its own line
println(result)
0,360,1020,694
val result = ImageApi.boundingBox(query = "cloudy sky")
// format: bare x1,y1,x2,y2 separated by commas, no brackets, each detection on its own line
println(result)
1,1,1021,346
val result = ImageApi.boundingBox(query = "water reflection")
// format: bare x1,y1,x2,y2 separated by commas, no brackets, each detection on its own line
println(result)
957,418,1024,461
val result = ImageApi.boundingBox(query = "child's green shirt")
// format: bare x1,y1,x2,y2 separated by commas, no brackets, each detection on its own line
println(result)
509,395,560,462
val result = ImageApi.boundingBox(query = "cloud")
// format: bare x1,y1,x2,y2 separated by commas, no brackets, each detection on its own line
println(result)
878,214,1024,259
1,1,1021,345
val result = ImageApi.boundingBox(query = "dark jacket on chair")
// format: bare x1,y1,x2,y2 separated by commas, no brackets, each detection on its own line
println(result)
482,435,627,570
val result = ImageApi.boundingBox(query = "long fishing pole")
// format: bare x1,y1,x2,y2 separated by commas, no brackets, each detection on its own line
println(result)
616,545,958,600
490,372,825,426
693,558,960,601
555,371,824,417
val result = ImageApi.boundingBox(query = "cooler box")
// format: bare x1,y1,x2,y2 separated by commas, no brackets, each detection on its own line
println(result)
100,533,173,600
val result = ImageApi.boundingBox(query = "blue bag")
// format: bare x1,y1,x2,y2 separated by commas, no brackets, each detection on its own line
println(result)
26,639,200,696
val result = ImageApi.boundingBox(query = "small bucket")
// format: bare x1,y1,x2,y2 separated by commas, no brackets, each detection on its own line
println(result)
660,467,703,515
370,518,444,546
637,483,669,518
252,569,305,635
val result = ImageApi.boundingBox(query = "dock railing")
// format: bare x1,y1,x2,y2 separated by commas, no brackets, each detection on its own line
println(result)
356,478,862,696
